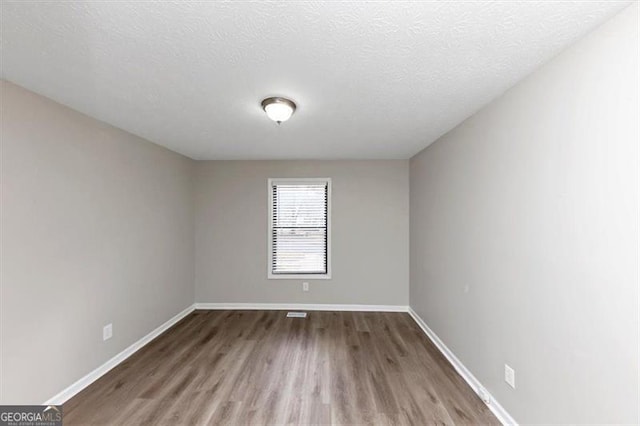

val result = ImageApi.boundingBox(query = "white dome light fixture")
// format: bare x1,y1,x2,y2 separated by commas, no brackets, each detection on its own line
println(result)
261,97,296,124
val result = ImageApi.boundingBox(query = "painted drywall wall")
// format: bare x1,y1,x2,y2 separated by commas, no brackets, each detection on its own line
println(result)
409,4,638,424
195,160,409,306
0,81,195,404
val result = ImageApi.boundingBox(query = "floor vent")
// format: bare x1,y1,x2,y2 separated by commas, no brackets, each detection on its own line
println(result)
286,312,308,318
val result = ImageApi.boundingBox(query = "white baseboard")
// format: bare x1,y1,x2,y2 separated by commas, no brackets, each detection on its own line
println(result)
43,301,514,426
194,302,409,312
407,307,517,426
43,302,405,404
43,304,195,405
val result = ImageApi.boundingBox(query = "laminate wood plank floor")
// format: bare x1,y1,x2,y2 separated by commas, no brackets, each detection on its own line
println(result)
64,311,499,425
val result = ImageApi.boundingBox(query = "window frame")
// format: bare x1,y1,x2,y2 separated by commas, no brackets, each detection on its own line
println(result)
267,178,332,280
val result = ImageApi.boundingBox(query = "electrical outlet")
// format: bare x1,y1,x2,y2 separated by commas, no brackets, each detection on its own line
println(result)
504,364,515,388
303,282,309,292
103,323,113,341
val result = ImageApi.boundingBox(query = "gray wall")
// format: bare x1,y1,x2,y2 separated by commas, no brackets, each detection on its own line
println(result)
1,81,196,404
195,160,409,306
409,4,638,424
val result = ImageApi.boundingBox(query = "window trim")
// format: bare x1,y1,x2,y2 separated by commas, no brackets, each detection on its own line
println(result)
267,178,332,280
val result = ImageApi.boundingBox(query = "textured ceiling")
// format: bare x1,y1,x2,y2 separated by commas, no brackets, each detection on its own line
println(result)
1,1,631,160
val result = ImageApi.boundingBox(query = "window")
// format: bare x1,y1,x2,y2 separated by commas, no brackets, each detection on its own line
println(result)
268,178,331,279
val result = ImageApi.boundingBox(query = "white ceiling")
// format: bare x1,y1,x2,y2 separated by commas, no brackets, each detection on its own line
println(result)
1,1,631,160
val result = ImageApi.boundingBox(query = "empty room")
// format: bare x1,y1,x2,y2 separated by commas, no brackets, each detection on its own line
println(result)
1,1,638,425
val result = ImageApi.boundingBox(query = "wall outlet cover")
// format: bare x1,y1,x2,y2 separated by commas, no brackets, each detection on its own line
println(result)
504,364,515,388
103,323,113,341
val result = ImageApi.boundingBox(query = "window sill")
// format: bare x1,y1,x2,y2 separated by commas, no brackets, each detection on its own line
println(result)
268,274,332,280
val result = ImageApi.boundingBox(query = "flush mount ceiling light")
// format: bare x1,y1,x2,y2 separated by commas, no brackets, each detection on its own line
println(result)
261,97,296,124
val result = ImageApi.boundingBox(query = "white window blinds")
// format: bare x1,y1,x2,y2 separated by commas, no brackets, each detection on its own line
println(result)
270,180,329,276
